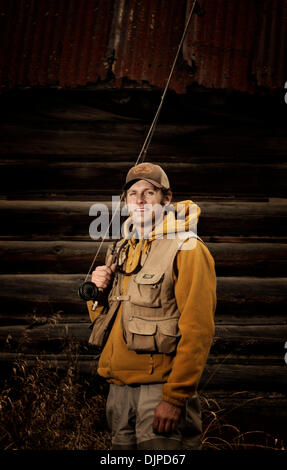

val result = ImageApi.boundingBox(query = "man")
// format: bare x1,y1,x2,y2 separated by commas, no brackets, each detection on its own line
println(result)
87,162,216,450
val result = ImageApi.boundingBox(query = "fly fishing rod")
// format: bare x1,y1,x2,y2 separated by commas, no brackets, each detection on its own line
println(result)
78,0,204,308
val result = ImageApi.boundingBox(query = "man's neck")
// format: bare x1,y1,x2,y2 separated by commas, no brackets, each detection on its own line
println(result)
133,222,153,240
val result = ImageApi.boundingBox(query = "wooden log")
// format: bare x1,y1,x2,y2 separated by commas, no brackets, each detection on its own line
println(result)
1,331,285,359
1,322,286,342
0,240,286,276
0,349,285,392
207,242,287,277
0,200,286,239
1,309,286,327
0,274,286,317
1,100,286,162
200,363,287,392
0,274,87,316
1,160,286,197
0,350,285,366
0,190,276,202
0,322,286,359
0,241,108,274
211,336,286,358
0,352,285,369
216,277,287,316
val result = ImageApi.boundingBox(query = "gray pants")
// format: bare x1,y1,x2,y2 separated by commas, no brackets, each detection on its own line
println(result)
106,383,202,450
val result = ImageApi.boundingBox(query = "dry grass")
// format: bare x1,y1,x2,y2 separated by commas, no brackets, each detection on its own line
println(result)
0,351,111,450
201,394,286,451
0,347,285,451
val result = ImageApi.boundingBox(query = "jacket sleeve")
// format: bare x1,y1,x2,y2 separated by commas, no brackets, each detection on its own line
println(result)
161,239,217,407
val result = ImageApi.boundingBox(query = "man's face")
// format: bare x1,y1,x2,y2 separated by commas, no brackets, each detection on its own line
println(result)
125,180,170,228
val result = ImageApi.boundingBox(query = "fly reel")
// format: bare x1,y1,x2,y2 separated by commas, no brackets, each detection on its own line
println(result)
78,281,99,301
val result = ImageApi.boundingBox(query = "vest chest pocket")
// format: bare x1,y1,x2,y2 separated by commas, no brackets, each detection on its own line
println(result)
130,270,164,307
125,316,181,354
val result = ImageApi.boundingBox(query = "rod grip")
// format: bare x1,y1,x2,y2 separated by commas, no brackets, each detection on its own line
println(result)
91,253,115,310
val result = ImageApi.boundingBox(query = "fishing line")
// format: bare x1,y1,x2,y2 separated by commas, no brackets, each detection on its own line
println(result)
80,0,202,294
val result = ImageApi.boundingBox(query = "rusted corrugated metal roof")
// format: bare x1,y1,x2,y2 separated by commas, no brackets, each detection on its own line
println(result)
0,0,115,89
0,0,286,95
107,0,188,92
184,0,287,92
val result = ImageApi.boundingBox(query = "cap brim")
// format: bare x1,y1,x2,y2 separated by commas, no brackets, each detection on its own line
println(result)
124,178,163,190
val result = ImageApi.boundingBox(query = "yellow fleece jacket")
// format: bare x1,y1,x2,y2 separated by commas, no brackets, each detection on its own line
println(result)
87,200,217,407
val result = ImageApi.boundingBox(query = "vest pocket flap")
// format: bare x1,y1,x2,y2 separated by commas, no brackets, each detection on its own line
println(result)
134,271,164,285
128,317,157,335
157,318,180,337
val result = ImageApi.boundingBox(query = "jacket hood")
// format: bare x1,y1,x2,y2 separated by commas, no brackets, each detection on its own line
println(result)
123,200,201,243
151,200,200,240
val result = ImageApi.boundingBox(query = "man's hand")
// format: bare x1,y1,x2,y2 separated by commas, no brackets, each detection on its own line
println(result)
153,400,182,434
91,263,116,289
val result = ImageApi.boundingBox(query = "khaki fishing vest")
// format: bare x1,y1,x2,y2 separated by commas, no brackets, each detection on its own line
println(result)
89,233,203,354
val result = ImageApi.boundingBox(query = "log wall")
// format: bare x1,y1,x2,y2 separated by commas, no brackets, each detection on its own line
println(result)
0,88,286,439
